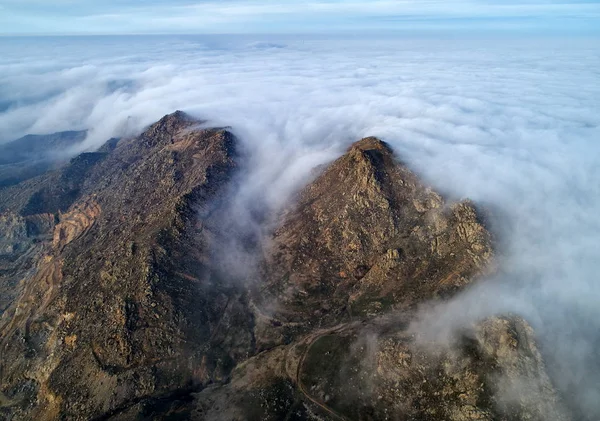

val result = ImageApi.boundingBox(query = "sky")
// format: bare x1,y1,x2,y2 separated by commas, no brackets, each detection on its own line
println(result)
0,0,599,35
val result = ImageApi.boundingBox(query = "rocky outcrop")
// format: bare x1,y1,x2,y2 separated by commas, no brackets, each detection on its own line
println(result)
298,316,567,421
52,200,100,250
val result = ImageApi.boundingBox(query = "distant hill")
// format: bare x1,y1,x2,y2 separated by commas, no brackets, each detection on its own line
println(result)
0,131,87,188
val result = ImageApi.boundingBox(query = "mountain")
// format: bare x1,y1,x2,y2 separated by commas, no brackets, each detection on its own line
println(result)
0,112,568,420
0,131,88,188
255,137,494,335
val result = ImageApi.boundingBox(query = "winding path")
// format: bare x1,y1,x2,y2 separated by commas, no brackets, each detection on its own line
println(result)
295,322,363,421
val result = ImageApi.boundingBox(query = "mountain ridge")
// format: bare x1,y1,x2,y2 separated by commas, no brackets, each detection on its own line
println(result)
0,112,568,420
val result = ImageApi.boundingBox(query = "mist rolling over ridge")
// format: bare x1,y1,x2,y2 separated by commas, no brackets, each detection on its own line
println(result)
1,33,600,419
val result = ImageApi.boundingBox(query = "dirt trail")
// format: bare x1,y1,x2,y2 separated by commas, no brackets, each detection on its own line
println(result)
295,322,363,421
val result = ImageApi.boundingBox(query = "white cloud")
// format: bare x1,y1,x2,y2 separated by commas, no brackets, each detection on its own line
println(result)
0,34,599,415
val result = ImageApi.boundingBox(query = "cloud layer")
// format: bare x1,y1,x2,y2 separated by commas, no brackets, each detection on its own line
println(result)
1,34,600,416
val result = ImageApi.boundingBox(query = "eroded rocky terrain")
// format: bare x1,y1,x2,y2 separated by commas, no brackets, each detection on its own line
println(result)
0,112,569,420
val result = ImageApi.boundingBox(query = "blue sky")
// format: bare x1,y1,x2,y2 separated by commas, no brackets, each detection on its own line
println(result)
0,0,599,35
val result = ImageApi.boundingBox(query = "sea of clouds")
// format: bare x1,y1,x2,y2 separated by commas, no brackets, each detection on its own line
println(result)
1,34,599,417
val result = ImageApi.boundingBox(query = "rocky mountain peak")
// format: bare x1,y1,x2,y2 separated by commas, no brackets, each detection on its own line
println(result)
348,136,393,154
152,110,196,132
348,137,393,154
256,135,493,335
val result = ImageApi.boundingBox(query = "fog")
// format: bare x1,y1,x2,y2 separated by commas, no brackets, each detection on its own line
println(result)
1,34,599,417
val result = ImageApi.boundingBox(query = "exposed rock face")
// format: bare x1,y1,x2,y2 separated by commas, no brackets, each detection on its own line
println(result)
0,117,567,420
0,213,54,315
